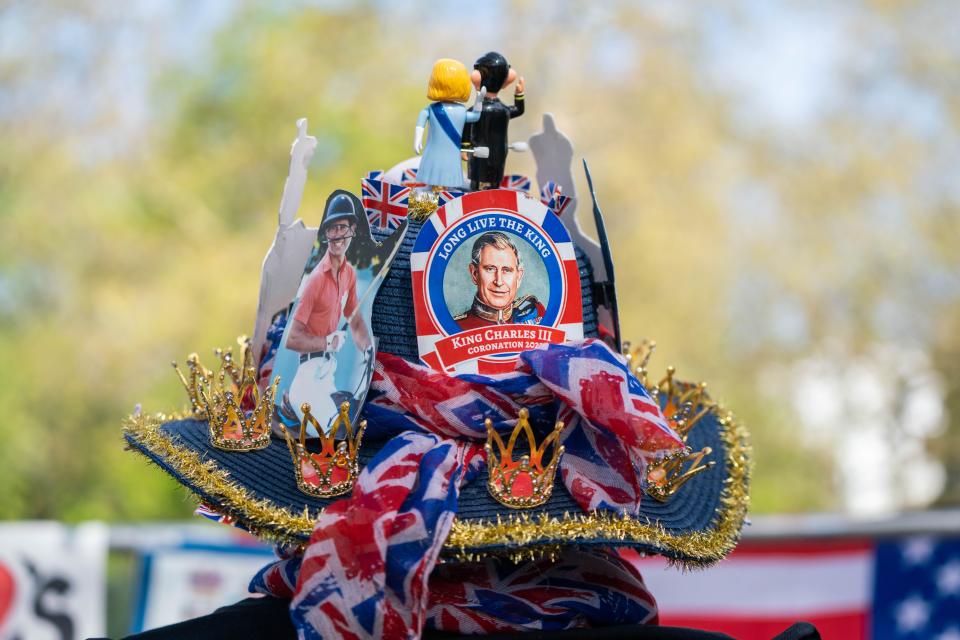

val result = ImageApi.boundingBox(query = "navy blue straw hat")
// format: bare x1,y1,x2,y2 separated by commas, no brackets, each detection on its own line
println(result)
124,218,751,567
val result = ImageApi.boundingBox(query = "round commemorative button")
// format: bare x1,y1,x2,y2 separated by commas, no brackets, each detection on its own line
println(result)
411,189,583,374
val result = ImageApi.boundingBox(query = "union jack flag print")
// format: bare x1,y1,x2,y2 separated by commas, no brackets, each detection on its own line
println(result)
194,502,238,526
251,340,682,639
361,177,411,230
540,180,561,207
427,548,659,633
256,309,287,387
435,189,464,208
401,166,423,187
500,174,532,192
540,180,573,217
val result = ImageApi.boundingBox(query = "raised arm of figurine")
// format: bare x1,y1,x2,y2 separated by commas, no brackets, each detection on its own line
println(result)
470,86,487,112
509,76,525,119
462,86,485,152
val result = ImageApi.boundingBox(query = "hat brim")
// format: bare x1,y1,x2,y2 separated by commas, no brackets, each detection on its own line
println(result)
126,212,750,567
123,384,749,568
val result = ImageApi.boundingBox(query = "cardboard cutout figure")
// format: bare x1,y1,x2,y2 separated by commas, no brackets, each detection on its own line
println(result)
252,118,319,364
529,113,575,204
271,190,406,432
528,114,622,350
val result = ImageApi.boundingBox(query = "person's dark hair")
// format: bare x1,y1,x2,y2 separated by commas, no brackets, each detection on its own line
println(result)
470,231,521,269
473,51,510,94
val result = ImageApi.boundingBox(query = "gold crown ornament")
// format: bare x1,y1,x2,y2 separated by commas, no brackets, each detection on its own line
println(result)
171,336,277,452
284,401,365,498
485,409,565,509
625,340,717,501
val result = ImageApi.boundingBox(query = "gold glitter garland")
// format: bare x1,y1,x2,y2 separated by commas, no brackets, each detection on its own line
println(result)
406,192,439,221
123,412,315,545
123,387,751,566
445,398,752,568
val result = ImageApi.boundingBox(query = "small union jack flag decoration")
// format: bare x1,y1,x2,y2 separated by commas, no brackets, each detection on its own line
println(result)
194,502,237,526
540,180,573,217
551,194,573,217
540,181,561,205
361,177,411,230
363,169,384,181
500,174,532,193
436,189,464,208
401,166,424,187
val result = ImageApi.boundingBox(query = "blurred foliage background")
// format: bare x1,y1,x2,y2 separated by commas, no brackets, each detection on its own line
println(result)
1,0,958,522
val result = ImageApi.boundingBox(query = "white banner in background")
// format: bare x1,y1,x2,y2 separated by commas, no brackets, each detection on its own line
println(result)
0,522,108,640
133,543,275,633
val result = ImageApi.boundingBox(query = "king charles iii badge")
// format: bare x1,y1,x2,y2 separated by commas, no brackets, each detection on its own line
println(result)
412,189,583,373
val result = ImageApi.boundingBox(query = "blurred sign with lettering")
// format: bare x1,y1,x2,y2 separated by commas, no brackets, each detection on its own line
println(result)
0,522,107,640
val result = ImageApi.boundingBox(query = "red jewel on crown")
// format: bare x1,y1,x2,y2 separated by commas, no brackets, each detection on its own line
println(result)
283,401,365,498
626,340,717,501
485,408,564,509
171,337,275,452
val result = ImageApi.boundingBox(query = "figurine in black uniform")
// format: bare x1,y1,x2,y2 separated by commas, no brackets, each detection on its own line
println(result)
462,51,525,191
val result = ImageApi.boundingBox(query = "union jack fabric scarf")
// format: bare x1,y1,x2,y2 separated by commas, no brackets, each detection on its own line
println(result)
251,339,683,638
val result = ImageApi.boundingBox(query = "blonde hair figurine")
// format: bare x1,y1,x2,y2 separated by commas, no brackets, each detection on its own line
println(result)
414,58,486,189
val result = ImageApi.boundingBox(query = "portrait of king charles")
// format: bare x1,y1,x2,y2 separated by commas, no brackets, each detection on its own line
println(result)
455,231,545,329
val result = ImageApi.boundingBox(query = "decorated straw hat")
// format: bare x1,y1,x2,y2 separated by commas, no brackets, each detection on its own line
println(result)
124,186,750,568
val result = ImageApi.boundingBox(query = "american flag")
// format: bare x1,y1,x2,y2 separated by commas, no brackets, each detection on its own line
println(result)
251,340,682,638
361,177,411,230
500,174,532,192
631,534,960,639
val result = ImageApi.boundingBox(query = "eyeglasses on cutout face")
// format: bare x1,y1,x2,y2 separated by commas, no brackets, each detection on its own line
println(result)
324,222,355,240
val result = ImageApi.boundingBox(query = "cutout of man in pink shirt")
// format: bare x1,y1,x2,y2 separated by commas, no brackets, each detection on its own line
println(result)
283,195,374,425
286,198,372,356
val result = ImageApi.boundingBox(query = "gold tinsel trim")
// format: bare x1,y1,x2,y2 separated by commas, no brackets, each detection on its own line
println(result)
123,412,316,545
445,397,752,568
406,192,439,221
124,387,751,565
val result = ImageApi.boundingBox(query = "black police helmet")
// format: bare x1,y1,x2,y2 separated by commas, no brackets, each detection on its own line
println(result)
321,193,358,229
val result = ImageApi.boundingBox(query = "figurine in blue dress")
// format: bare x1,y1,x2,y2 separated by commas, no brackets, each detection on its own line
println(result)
414,59,485,189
